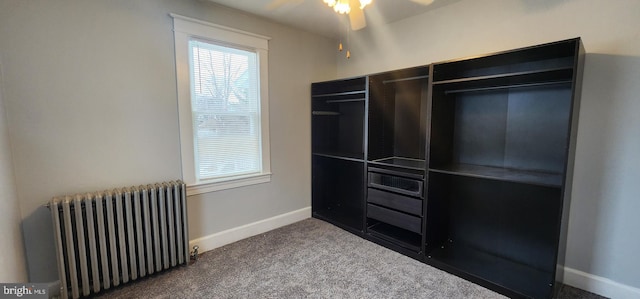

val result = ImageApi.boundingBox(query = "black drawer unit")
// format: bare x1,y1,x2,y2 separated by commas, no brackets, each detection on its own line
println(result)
366,165,425,256
367,204,422,234
367,188,422,216
367,167,423,198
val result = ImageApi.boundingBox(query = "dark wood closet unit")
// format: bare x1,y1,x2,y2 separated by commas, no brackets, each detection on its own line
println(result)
311,38,584,299
311,77,368,234
366,66,430,258
426,38,584,298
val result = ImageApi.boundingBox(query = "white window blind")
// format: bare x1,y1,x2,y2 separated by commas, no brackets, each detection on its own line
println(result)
189,40,262,181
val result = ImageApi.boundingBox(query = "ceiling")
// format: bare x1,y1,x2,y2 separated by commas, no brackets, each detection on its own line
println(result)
207,0,455,38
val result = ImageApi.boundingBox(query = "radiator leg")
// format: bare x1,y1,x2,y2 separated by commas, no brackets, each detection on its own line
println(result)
190,245,199,262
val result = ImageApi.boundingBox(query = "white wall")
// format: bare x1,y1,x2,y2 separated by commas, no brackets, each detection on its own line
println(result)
337,0,640,295
0,62,28,283
0,0,335,282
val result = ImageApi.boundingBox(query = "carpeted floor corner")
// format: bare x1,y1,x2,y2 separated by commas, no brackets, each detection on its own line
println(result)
93,218,606,298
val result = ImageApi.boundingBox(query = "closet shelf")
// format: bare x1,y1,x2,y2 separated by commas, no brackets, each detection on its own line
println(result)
432,67,573,93
312,152,364,162
369,157,426,171
313,210,363,235
428,243,554,299
367,222,422,252
429,164,563,187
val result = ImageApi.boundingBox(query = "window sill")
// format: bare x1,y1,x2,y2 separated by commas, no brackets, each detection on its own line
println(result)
186,172,272,196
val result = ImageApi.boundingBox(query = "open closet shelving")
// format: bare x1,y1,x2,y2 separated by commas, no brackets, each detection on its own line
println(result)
311,38,584,299
365,66,430,258
311,77,368,234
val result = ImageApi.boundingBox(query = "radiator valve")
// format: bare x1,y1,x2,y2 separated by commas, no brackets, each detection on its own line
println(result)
190,245,199,261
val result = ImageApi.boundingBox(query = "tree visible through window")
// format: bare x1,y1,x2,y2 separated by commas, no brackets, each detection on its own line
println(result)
189,40,261,180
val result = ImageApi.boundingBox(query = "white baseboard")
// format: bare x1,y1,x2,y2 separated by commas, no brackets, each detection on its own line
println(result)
563,267,640,299
189,207,311,253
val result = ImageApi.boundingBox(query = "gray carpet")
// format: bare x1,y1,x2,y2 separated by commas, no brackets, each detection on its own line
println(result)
94,218,606,298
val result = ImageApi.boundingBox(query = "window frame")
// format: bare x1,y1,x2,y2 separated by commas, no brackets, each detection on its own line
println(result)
171,14,271,196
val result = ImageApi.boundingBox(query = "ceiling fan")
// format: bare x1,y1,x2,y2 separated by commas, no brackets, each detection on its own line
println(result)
267,0,435,31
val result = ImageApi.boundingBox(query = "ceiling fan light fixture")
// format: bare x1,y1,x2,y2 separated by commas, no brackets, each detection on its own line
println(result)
323,0,337,6
323,0,369,14
333,0,351,14
359,0,372,9
322,0,431,12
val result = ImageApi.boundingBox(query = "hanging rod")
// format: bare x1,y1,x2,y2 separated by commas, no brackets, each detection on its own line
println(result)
312,90,365,98
325,98,364,103
312,111,340,116
383,75,429,84
444,80,572,95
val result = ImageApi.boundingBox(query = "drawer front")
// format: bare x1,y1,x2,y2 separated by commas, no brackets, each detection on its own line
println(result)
368,171,423,198
367,188,422,216
367,204,422,234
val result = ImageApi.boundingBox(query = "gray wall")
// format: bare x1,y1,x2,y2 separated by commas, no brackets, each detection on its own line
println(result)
0,0,336,282
0,62,28,282
337,0,640,290
4,0,637,291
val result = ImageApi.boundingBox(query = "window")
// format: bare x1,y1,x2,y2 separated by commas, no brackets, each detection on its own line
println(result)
172,14,271,195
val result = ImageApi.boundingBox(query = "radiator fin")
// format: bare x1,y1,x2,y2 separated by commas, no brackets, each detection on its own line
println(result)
49,181,189,299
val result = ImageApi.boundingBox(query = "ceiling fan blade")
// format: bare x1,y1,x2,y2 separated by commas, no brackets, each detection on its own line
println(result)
409,0,435,5
266,0,304,11
349,5,367,31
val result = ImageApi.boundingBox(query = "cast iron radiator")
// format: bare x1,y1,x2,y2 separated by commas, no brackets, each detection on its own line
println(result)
48,181,189,299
